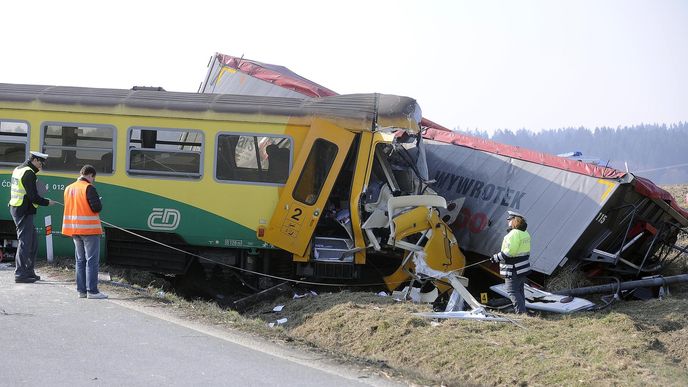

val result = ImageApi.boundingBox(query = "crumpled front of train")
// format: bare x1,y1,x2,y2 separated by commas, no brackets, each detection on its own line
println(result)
378,195,467,292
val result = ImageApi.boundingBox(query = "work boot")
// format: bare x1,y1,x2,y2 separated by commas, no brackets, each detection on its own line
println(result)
15,276,37,283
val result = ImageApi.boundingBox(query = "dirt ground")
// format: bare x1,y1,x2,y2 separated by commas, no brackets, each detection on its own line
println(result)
36,184,688,386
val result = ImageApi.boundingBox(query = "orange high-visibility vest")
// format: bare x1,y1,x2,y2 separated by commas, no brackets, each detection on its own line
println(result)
62,179,102,236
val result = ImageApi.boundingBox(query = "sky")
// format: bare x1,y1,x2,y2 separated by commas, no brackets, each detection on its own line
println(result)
2,0,686,133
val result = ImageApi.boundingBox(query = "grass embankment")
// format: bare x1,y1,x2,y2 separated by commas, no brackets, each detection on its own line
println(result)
39,258,688,386
37,184,688,386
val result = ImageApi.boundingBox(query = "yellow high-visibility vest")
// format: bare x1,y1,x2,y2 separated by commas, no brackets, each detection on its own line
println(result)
8,166,39,208
501,229,531,257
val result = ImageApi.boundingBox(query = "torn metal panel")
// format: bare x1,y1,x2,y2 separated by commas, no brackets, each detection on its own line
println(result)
200,53,338,98
199,52,447,131
490,284,595,313
413,310,511,321
411,253,510,322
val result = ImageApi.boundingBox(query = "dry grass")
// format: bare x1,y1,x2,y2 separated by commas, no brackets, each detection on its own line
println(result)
240,291,688,386
35,184,688,386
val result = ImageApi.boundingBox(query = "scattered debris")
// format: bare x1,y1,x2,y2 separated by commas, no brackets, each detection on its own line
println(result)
490,283,595,313
413,310,514,322
392,286,438,303
232,282,291,312
268,318,288,328
293,290,318,299
98,272,111,281
410,253,510,322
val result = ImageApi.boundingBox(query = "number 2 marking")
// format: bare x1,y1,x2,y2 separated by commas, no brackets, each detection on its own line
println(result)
291,208,303,221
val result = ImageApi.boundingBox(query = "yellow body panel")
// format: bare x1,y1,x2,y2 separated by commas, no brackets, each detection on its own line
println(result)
350,132,374,264
423,210,465,273
383,207,466,290
262,119,355,256
293,241,312,262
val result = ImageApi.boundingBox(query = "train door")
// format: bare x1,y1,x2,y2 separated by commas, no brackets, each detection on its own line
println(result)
262,120,355,256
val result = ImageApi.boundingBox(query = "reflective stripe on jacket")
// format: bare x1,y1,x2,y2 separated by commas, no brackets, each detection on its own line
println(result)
495,229,531,278
62,179,102,236
9,166,38,208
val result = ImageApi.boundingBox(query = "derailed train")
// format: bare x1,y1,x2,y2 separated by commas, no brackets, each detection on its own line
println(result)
0,83,464,289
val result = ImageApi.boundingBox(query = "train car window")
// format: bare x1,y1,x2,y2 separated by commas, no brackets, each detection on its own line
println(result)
41,123,115,174
216,134,291,184
293,139,338,205
0,120,29,167
128,127,203,178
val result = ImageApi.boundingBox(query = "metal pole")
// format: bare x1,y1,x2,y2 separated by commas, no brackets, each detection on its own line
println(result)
554,274,688,297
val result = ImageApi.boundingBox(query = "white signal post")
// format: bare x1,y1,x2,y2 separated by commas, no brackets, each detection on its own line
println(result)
45,215,53,263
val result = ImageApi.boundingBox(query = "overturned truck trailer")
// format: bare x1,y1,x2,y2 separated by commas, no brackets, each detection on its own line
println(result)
421,129,688,277
200,52,688,280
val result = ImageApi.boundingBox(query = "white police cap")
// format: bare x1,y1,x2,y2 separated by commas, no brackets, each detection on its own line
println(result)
30,151,49,160
507,210,526,222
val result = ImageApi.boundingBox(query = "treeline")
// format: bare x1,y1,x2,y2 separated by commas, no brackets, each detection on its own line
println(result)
457,122,688,185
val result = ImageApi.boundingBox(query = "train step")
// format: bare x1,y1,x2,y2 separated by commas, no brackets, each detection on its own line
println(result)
313,237,355,263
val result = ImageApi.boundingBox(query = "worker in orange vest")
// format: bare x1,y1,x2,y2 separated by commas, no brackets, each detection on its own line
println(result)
62,165,106,299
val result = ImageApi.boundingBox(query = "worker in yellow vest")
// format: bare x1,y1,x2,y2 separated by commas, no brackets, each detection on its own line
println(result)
491,210,531,314
62,165,106,299
8,151,56,283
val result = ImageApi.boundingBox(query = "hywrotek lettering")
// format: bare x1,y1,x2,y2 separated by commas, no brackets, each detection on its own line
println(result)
433,171,526,209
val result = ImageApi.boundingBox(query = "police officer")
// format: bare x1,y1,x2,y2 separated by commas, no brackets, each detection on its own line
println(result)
491,210,531,314
8,151,56,283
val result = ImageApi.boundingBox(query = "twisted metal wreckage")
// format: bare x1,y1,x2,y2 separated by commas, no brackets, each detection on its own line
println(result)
199,53,688,319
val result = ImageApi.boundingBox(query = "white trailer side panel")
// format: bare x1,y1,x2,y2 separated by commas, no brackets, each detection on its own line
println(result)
424,140,621,274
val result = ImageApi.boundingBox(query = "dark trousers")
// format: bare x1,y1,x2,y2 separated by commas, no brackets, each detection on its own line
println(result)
10,207,38,278
505,275,527,314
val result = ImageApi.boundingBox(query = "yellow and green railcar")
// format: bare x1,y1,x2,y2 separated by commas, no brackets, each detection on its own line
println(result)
0,83,464,289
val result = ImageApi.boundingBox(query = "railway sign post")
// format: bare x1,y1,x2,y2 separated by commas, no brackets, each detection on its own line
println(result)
45,215,53,263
